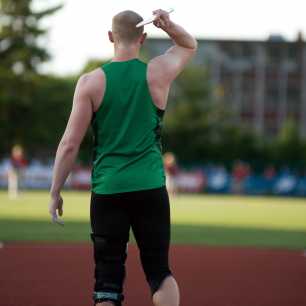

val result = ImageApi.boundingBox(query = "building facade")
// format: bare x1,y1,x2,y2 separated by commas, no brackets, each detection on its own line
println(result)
143,35,306,138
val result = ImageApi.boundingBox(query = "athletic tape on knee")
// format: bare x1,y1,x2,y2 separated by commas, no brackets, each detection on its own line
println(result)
93,291,124,306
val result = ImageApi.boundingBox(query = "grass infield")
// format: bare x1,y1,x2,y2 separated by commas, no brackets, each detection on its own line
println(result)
0,191,306,249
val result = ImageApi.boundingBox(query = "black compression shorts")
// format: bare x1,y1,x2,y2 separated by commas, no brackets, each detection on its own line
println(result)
90,186,172,304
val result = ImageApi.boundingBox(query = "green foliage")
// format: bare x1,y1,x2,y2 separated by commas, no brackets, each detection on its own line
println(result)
275,119,303,161
0,0,62,73
262,119,306,169
0,0,63,156
27,75,75,154
163,67,259,163
0,73,75,156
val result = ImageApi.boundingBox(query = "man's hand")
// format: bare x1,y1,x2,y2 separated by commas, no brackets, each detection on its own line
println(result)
153,9,173,31
49,193,64,225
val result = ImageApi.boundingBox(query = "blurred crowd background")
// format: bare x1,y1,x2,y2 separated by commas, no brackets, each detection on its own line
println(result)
1,1,306,196
1,151,306,196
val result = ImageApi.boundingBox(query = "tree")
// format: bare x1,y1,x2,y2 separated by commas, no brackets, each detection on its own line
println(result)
0,0,62,155
163,66,258,163
0,0,62,73
273,119,305,166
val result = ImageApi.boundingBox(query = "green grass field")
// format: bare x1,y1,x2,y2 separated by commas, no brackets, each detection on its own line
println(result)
0,191,306,249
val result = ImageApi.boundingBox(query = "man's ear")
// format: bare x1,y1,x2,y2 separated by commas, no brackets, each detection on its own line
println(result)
140,33,147,45
108,31,114,43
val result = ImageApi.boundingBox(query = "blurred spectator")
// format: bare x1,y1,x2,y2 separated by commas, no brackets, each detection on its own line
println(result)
8,145,27,198
206,164,229,193
163,152,179,195
10,145,27,170
274,167,297,195
262,165,276,194
231,160,251,194
175,170,205,193
264,165,276,180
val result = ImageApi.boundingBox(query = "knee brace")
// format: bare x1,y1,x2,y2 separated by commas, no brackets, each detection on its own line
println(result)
91,233,127,304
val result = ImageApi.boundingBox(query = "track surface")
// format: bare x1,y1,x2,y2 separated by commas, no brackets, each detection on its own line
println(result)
0,243,306,306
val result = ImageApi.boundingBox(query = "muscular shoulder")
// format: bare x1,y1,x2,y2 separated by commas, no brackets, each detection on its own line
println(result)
147,56,165,85
78,68,105,112
148,46,195,83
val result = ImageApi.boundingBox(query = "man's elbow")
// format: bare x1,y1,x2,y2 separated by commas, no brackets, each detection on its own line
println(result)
59,139,79,155
184,38,198,54
190,38,198,52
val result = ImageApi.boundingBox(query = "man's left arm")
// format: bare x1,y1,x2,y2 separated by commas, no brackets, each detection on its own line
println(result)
49,74,93,224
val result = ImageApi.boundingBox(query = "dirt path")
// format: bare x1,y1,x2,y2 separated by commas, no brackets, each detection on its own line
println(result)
0,243,305,306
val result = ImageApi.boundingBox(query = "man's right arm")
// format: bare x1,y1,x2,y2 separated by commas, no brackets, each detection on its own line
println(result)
148,10,197,109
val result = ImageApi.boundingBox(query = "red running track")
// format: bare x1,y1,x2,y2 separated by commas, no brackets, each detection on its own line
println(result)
0,243,306,306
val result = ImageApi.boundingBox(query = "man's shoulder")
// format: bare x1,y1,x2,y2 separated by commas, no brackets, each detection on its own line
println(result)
79,68,105,93
78,68,105,110
81,68,105,85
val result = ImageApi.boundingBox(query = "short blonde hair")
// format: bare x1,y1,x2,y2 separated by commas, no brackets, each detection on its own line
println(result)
112,10,144,44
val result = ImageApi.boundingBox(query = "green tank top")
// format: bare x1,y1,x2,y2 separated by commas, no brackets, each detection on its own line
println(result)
91,58,166,194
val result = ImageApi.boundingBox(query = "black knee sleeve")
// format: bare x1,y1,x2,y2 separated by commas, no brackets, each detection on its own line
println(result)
91,233,127,305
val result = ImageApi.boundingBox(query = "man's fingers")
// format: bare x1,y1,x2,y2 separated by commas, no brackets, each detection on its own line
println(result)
153,9,162,15
51,213,57,222
58,198,63,216
49,206,55,217
153,19,161,28
160,15,170,26
58,207,63,216
55,219,64,226
52,213,64,226
158,18,166,27
153,15,165,27
152,10,170,29
49,196,64,225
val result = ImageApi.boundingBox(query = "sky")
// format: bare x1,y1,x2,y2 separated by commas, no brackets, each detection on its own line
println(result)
35,0,306,75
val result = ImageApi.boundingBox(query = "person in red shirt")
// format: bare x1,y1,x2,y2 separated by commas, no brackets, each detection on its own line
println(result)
8,145,27,198
164,152,179,195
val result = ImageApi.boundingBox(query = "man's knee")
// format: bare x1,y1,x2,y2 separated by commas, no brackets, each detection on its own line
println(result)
139,250,172,295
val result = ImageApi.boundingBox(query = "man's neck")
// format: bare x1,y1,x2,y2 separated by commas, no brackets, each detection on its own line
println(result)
112,43,140,62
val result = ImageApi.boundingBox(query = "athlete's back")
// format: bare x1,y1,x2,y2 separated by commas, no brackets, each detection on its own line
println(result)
92,59,165,194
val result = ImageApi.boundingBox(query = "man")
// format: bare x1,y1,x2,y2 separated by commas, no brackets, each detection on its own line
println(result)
49,9,197,306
